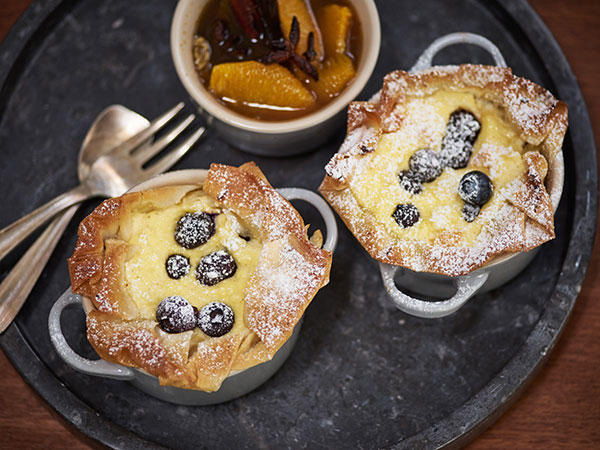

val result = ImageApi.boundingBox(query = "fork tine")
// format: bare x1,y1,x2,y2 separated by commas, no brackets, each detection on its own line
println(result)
145,127,206,176
110,102,184,156
134,114,195,165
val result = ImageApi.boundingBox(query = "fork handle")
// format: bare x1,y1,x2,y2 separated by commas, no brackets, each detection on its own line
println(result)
0,183,92,261
0,204,79,333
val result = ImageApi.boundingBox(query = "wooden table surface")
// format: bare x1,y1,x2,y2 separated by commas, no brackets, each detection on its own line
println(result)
1,1,598,448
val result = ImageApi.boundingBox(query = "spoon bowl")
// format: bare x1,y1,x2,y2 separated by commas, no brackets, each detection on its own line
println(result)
78,105,150,180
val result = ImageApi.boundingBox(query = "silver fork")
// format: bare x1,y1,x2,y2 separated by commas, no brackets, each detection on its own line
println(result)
0,103,205,332
0,103,204,261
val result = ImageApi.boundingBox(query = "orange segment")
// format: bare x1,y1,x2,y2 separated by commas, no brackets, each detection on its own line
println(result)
310,54,356,99
210,61,315,108
317,4,352,56
278,0,324,60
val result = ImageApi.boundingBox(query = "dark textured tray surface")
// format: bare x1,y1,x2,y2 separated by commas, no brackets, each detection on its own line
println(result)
0,0,596,449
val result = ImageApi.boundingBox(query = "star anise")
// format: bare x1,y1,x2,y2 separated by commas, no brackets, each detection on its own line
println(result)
263,16,319,81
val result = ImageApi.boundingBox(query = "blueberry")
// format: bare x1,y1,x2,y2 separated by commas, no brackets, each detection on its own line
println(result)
392,204,420,228
440,110,481,169
156,296,197,333
409,149,443,182
441,141,474,170
449,110,481,143
165,254,191,279
196,250,237,286
458,171,493,206
462,203,481,223
174,212,216,249
398,170,423,194
197,302,235,337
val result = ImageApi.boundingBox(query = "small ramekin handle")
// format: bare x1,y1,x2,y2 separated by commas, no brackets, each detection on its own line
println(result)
410,32,507,72
379,263,489,318
277,188,338,253
48,288,135,380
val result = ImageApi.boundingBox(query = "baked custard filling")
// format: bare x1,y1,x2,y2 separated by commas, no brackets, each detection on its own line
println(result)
123,189,262,339
349,89,531,245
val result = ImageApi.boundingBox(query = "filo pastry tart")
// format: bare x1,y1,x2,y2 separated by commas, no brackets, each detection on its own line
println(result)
68,162,332,391
319,64,567,276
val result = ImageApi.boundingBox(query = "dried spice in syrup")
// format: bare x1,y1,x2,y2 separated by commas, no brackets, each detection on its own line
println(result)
193,0,362,121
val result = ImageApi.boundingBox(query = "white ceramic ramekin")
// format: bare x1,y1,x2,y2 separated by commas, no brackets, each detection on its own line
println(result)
49,169,338,405
378,33,564,319
170,0,381,156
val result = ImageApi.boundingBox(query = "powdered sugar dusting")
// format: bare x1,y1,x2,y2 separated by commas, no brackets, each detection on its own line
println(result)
389,202,527,276
325,126,380,182
156,296,196,333
94,254,121,314
205,164,310,244
195,342,228,371
246,236,328,350
430,205,455,229
91,197,120,219
504,78,558,139
220,211,245,252
87,314,181,371
471,143,516,179
525,220,554,248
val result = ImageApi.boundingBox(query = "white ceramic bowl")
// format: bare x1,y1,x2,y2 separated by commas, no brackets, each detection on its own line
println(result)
170,0,381,155
49,169,338,405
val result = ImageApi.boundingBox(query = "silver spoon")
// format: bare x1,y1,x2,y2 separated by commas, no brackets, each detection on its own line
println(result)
0,105,151,333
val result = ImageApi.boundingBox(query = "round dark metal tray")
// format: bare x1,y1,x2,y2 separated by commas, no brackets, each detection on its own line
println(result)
0,0,596,448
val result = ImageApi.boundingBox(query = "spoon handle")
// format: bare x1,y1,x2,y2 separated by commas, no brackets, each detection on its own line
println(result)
0,183,92,261
0,205,78,333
